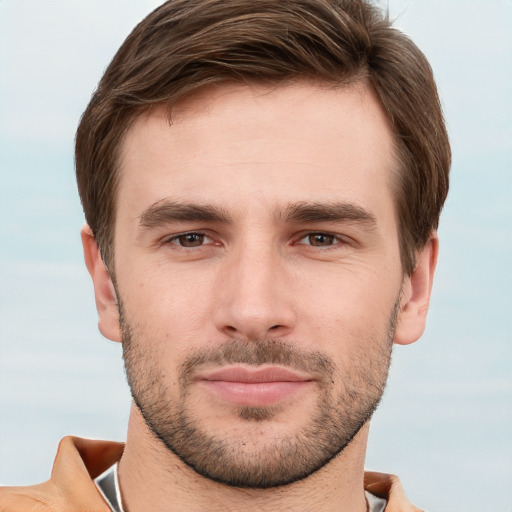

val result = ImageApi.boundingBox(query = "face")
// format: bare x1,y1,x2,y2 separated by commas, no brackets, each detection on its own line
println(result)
109,82,407,487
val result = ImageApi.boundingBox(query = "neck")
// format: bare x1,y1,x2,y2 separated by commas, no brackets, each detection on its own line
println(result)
118,405,370,512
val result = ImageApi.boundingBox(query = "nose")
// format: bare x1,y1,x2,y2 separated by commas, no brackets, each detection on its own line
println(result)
213,240,296,341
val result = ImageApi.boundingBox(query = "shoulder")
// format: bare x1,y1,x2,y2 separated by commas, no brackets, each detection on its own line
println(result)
364,470,424,512
0,481,69,512
0,436,124,512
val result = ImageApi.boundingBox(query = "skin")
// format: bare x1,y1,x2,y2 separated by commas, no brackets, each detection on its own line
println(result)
82,81,438,511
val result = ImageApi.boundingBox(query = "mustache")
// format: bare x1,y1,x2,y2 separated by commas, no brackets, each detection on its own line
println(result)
178,339,336,385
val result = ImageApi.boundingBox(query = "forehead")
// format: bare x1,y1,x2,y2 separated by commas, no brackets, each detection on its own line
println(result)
117,81,397,220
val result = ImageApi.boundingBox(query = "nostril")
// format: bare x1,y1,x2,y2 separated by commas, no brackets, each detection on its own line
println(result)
269,325,281,330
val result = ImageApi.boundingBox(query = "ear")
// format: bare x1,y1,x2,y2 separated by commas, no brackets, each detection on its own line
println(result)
81,225,121,342
394,233,439,345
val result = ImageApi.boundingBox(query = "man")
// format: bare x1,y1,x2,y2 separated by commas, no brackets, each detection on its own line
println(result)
0,0,450,510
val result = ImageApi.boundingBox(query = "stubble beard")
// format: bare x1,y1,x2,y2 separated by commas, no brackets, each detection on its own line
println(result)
121,302,398,489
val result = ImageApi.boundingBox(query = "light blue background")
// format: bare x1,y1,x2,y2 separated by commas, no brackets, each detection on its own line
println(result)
0,1,511,510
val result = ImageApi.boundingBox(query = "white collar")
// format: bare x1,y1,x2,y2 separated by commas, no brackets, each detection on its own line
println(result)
94,462,125,512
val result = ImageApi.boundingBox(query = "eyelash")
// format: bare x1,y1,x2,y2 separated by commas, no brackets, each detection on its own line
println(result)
162,231,348,251
163,231,214,248
294,232,348,250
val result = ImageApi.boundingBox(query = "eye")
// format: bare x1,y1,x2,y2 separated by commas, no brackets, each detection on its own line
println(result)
297,233,342,247
167,232,213,247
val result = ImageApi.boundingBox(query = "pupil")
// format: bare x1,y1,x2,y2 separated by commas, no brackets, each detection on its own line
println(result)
311,234,333,246
180,233,203,246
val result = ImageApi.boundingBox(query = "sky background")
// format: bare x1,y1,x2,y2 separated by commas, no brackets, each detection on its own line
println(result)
0,1,511,511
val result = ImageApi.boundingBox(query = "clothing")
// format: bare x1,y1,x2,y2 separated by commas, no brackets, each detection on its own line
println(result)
95,464,124,512
365,491,387,512
0,436,422,511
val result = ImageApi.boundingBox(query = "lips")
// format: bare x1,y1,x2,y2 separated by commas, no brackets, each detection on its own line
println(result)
196,366,315,407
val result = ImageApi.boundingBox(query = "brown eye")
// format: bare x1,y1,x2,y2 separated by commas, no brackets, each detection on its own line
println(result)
306,233,336,246
174,233,205,247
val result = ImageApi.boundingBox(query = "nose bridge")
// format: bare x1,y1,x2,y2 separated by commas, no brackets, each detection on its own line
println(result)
214,235,295,339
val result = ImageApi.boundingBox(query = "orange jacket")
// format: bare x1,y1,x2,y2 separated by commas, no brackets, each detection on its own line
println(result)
0,437,421,511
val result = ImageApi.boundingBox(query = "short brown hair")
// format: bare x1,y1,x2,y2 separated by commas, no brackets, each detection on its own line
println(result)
76,0,450,275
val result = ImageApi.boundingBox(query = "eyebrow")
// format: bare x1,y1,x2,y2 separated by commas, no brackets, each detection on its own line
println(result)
139,200,232,228
138,199,377,230
282,201,377,227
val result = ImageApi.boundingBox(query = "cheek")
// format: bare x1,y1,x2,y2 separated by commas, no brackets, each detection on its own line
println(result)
118,264,217,346
295,265,400,351
296,261,400,315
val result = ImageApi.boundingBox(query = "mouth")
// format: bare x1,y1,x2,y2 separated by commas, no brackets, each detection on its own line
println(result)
195,366,316,407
